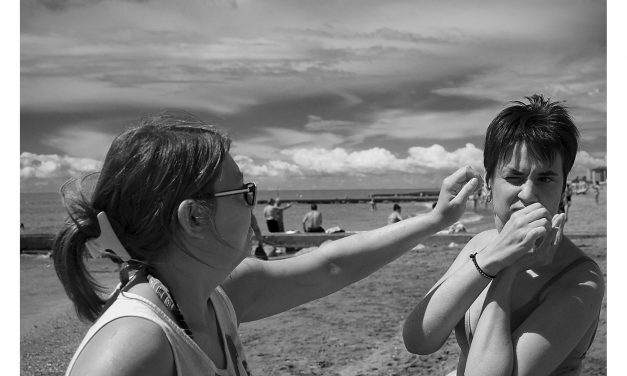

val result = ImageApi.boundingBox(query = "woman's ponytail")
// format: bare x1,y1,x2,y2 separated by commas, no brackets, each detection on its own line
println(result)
52,213,108,323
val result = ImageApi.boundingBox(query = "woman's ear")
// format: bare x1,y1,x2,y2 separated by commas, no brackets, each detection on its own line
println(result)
177,199,209,239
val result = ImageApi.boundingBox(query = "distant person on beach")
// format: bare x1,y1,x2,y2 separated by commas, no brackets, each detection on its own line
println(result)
263,198,280,232
387,203,403,224
403,95,604,376
52,109,483,376
302,204,324,233
471,191,479,211
592,182,600,205
250,213,267,260
564,181,573,216
369,197,377,211
274,198,292,232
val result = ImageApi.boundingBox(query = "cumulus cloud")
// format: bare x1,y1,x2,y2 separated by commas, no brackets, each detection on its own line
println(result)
20,152,102,180
407,144,484,170
235,143,484,178
233,155,302,178
573,151,607,171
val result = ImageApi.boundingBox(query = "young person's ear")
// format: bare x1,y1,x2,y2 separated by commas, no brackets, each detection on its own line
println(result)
177,199,209,239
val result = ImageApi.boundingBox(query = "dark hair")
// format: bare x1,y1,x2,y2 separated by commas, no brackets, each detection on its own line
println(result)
311,204,318,210
393,203,401,211
483,94,579,190
52,109,231,322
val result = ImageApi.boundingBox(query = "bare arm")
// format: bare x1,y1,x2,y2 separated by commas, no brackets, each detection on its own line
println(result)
509,271,604,376
463,263,603,376
464,268,517,376
223,166,482,323
402,231,497,354
403,205,559,355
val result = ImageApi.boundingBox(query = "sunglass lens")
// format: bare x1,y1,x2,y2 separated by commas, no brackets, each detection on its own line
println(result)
245,184,256,206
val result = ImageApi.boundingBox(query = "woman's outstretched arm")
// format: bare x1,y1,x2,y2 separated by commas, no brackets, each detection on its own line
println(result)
223,166,482,323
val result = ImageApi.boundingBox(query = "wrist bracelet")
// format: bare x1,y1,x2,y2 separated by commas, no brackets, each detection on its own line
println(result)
469,252,496,279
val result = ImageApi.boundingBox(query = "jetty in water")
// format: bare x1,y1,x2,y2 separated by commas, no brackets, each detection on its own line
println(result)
256,189,440,205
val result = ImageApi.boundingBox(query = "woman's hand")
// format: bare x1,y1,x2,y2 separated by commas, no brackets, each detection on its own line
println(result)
433,166,483,226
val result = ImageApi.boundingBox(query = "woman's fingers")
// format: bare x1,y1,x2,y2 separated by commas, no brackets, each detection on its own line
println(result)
451,177,480,205
444,166,483,191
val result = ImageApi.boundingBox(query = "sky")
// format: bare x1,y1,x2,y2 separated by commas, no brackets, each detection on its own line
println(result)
20,0,608,192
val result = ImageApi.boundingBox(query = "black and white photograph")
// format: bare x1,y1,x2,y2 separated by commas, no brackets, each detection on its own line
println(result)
18,1,614,375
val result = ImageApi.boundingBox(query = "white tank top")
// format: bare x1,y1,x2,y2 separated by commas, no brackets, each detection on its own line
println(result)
65,286,251,376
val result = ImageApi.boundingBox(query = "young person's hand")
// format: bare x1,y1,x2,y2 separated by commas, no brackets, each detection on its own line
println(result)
433,166,483,226
478,203,557,275
508,212,566,273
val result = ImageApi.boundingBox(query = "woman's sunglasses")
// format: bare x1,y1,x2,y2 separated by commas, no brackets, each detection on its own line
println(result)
212,182,257,206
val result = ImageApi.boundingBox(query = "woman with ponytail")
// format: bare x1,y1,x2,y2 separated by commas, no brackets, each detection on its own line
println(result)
54,109,483,376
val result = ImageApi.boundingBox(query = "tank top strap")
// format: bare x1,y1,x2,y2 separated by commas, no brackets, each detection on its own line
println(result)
536,255,596,302
212,285,252,376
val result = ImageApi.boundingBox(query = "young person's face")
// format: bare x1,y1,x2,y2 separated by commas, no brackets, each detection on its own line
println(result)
490,143,564,232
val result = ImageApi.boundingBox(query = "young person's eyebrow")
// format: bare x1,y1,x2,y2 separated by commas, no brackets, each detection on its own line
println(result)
501,167,524,174
537,170,559,177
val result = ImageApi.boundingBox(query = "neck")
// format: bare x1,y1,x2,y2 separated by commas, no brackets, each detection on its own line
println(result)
151,245,233,330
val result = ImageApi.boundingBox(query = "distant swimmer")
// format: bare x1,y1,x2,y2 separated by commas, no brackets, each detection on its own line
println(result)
387,204,403,224
369,198,377,211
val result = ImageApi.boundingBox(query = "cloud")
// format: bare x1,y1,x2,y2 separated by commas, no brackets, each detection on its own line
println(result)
347,108,494,144
303,115,357,131
407,144,484,170
235,143,484,178
234,155,302,178
20,152,102,180
571,150,606,172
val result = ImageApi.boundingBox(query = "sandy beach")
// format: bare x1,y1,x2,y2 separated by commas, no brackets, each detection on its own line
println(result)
20,190,607,375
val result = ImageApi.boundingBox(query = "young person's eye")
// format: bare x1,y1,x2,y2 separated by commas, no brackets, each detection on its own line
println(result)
505,176,523,183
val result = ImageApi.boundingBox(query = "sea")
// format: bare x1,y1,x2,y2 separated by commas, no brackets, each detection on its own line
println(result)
20,189,491,235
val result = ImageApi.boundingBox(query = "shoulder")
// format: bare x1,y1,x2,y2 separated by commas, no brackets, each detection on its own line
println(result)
551,254,605,302
69,317,174,376
543,245,605,315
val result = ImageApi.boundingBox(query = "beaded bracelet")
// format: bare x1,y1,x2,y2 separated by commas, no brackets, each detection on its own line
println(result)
469,252,496,279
